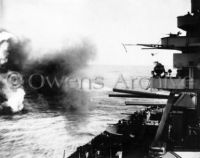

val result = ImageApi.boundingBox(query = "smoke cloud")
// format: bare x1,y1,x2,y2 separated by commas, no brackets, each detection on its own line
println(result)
0,30,26,114
0,29,96,112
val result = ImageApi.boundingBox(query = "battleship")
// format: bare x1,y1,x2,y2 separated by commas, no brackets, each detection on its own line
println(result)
68,0,200,158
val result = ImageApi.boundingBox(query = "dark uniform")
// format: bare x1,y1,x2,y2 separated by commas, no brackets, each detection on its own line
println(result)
152,62,166,78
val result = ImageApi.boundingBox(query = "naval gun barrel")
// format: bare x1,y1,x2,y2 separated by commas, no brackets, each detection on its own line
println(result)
125,101,166,107
191,0,200,13
109,94,169,99
112,88,169,98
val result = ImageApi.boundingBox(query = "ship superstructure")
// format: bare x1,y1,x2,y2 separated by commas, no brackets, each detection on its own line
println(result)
138,0,200,152
69,0,200,157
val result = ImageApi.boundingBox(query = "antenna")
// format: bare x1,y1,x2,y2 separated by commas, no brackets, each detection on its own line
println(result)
121,43,136,53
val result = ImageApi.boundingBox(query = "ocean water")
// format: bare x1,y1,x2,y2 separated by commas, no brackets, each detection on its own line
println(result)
0,65,153,158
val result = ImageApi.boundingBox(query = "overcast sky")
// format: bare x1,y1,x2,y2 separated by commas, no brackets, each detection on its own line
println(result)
1,0,190,66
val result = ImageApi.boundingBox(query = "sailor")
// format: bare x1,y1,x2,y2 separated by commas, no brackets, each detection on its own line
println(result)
152,62,166,78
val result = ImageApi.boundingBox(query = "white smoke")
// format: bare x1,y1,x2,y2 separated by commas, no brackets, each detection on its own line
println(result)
0,30,25,113
0,72,25,113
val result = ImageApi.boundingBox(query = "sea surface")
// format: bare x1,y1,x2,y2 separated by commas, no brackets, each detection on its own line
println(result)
0,65,154,158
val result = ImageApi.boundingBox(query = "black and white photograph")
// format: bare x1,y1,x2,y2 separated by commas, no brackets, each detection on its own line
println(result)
0,0,200,158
